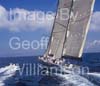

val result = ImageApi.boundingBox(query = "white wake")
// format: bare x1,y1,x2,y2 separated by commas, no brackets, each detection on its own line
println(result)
56,73,96,86
0,64,19,86
87,72,100,77
53,65,99,86
86,72,100,85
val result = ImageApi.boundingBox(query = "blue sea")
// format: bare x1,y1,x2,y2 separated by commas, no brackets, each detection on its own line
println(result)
0,53,100,86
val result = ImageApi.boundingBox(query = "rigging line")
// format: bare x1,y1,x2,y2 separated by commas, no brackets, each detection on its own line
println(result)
44,0,60,56
55,21,68,28
61,0,74,57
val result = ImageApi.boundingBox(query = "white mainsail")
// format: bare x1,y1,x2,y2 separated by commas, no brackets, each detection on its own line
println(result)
63,0,95,58
44,0,73,59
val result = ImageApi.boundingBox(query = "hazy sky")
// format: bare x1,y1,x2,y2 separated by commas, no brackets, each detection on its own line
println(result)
0,0,100,57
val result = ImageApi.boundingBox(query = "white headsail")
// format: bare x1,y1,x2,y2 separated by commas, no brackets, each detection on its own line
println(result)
63,0,95,58
44,0,73,59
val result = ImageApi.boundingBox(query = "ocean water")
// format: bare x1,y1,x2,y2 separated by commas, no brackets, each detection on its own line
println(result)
0,53,100,86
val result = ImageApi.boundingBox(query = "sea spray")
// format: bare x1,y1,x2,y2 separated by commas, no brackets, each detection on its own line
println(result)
0,64,19,86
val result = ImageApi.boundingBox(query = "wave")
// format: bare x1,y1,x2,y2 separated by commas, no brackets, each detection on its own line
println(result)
52,65,98,86
40,66,99,86
87,73,100,77
0,64,99,86
55,73,96,86
86,73,100,85
0,64,19,86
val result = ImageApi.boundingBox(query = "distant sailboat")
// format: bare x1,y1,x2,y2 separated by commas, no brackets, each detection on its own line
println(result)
39,0,95,66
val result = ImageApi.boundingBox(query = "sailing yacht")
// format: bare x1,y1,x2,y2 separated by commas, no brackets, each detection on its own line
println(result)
39,0,95,67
